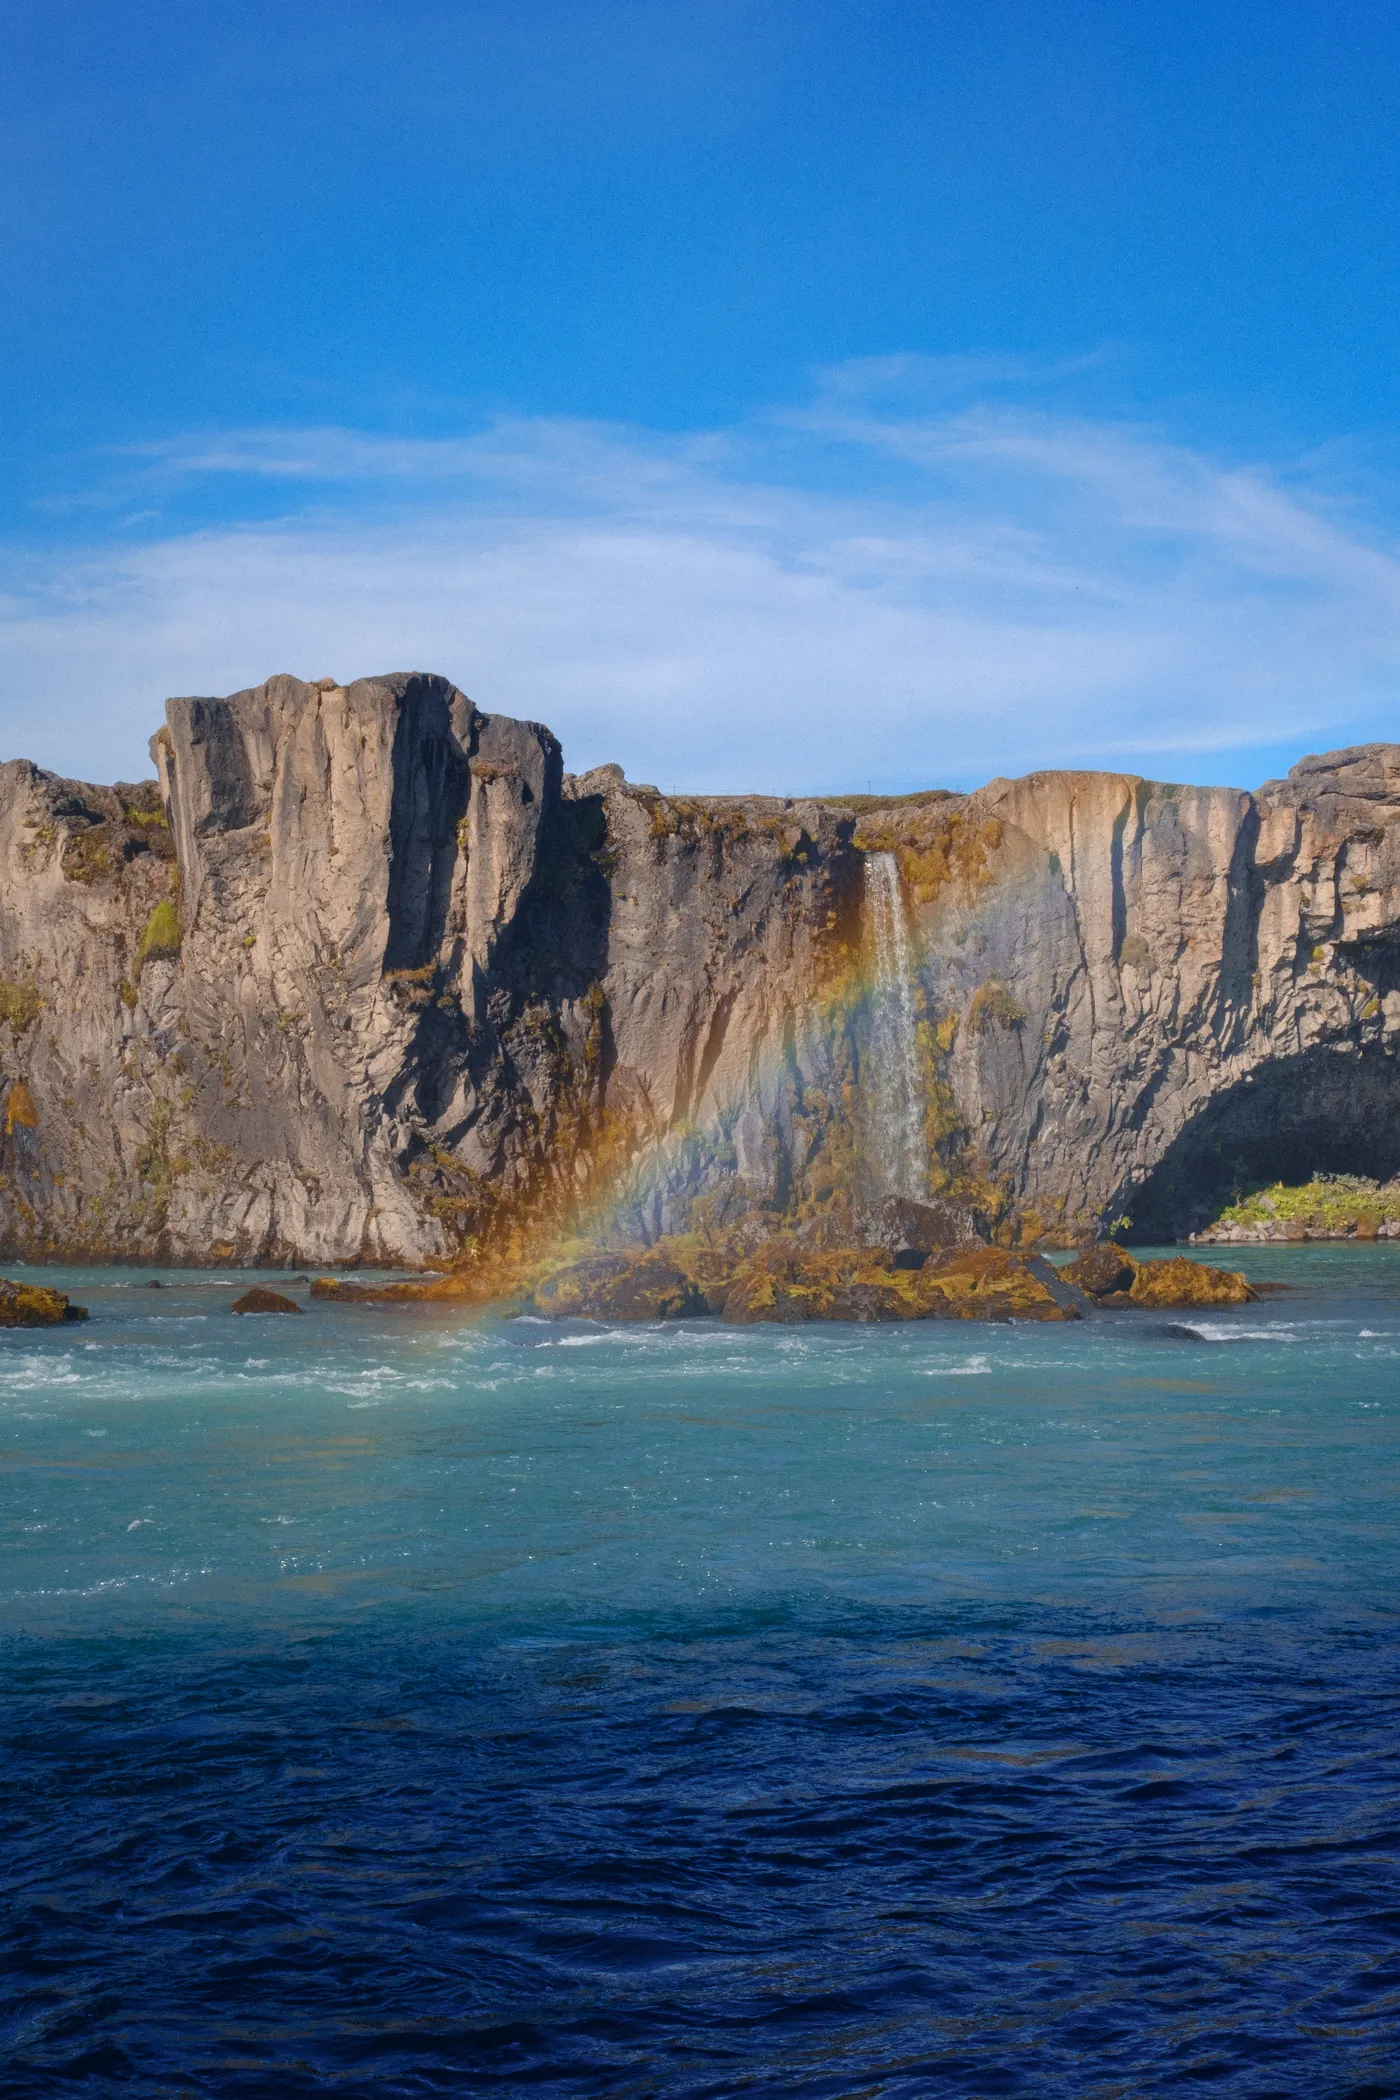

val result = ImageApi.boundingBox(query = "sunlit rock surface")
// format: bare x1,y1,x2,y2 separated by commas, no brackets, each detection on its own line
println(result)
528,1237,1091,1324
1,669,1399,1264
0,1276,86,1324
1063,1245,1255,1308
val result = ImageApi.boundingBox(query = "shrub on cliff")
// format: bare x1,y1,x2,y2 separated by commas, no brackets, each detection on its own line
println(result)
966,980,1026,1034
136,898,181,969
0,978,43,1033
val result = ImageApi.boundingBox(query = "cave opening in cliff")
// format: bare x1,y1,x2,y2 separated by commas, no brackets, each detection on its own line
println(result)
1125,1045,1400,1242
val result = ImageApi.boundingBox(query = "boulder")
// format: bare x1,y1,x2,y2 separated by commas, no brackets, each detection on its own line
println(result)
668,1244,745,1313
230,1287,304,1315
1124,1256,1255,1308
532,1251,708,1321
1063,1243,1137,1298
719,1241,1086,1324
0,1277,87,1326
721,1249,914,1323
1065,1245,1254,1308
910,1246,1089,1322
855,1193,989,1267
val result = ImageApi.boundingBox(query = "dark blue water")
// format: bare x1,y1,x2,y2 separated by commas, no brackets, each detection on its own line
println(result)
3,1249,1398,2096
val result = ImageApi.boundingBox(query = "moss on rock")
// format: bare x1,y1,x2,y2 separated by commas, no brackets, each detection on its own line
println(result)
0,1277,86,1325
1202,1174,1400,1242
136,897,182,970
966,980,1026,1035
1065,1244,1254,1307
532,1251,709,1320
0,980,43,1034
529,1238,1089,1325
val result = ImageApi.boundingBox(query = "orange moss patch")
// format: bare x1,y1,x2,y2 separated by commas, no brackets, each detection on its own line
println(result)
852,803,1003,910
536,1238,1086,1325
4,1081,37,1134
1126,1256,1255,1308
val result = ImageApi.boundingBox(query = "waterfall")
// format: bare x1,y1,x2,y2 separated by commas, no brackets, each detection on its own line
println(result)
864,851,926,1198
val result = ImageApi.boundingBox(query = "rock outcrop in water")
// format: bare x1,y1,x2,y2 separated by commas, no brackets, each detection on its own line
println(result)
0,1276,86,1324
522,1233,1253,1325
531,1238,1090,1324
1,669,1399,1265
1062,1244,1256,1308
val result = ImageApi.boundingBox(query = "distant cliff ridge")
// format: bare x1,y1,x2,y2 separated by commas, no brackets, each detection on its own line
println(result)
0,670,1398,1265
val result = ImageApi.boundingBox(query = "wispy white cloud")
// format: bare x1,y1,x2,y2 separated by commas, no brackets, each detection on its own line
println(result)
4,366,1400,791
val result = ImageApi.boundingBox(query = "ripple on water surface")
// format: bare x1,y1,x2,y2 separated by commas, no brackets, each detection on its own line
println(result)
1,1250,1399,2096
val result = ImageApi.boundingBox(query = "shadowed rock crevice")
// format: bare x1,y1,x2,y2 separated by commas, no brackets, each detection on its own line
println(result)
178,697,260,835
383,677,471,973
1126,1047,1400,1240
1340,931,1400,998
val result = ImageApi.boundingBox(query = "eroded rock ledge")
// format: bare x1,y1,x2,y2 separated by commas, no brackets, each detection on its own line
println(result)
0,670,1398,1267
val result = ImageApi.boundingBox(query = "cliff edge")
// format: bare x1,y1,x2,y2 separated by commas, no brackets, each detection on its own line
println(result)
0,670,1396,1263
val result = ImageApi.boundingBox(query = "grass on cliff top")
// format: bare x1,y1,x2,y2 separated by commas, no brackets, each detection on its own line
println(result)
816,788,959,814
1213,1174,1400,1230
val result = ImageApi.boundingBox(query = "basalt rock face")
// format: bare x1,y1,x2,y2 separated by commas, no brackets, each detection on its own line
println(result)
0,670,1398,1264
890,745,1400,1240
0,673,857,1263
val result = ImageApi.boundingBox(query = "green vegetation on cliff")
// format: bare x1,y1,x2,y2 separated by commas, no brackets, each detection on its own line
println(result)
0,978,43,1034
135,897,181,969
1208,1174,1400,1237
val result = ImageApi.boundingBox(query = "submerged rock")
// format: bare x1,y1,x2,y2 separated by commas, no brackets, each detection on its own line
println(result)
229,1287,304,1315
1064,1245,1254,1308
0,1276,86,1325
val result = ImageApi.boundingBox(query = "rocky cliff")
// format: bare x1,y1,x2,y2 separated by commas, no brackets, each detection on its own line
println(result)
0,669,1397,1264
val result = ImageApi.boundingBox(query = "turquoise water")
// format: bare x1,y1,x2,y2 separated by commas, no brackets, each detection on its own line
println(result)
3,1249,1399,2094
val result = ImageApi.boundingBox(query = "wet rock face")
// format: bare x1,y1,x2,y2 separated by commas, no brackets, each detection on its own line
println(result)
855,1194,989,1266
2,671,1400,1266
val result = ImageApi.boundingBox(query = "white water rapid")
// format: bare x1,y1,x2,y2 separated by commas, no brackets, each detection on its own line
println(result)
864,850,926,1198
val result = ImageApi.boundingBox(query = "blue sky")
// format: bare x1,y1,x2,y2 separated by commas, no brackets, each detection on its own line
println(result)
4,0,1400,791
